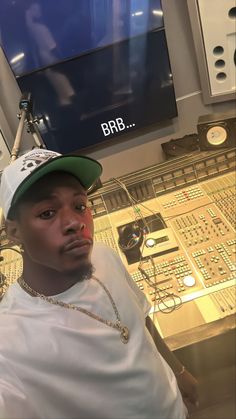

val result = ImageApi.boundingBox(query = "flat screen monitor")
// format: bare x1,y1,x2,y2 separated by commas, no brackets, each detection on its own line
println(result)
0,0,177,153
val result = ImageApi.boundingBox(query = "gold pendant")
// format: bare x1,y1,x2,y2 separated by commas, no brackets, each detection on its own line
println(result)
120,326,129,344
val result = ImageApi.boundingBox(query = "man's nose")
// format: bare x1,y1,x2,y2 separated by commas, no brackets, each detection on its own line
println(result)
61,209,85,234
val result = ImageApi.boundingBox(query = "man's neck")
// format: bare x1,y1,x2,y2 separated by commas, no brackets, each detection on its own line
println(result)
21,260,89,296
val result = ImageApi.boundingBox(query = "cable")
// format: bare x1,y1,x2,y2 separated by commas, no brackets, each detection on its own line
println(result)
112,177,166,230
113,176,236,224
138,257,182,314
113,178,148,232
113,177,183,313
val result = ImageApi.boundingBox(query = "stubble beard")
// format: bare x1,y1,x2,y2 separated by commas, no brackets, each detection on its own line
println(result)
71,261,95,282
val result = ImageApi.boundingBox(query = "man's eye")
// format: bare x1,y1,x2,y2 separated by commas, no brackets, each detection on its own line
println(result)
76,204,87,212
39,209,55,219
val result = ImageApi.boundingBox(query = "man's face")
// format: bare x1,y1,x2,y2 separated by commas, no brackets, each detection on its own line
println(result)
10,172,94,277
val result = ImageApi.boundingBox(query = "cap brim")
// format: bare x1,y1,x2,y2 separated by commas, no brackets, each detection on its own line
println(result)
11,155,103,208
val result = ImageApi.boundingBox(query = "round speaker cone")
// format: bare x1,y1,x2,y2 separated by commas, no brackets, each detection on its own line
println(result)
206,126,227,146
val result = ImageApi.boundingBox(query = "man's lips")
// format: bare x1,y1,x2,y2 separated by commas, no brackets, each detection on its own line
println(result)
62,238,93,254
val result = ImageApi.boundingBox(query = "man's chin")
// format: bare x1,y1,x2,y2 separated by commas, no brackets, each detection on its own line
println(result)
64,262,94,282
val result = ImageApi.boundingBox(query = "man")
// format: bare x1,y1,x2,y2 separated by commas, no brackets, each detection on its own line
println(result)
0,149,198,418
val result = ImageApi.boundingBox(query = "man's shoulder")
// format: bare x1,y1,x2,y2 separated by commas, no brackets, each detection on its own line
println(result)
92,242,123,269
92,242,118,258
0,282,20,313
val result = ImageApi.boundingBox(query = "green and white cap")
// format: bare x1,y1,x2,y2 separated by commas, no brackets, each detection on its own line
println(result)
0,148,102,219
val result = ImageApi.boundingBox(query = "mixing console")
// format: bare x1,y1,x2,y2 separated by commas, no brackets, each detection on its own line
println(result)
0,247,22,298
201,173,236,229
1,149,235,340
93,217,120,254
210,286,235,315
130,252,201,299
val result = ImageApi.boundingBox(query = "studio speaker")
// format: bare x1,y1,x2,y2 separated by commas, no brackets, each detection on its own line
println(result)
197,110,236,150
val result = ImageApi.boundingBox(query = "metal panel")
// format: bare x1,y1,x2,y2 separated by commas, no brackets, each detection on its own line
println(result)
187,0,236,104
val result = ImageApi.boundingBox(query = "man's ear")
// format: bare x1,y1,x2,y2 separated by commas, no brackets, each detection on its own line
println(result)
5,219,23,245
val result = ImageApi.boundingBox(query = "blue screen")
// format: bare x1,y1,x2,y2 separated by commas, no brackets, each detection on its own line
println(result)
0,0,163,76
18,29,177,153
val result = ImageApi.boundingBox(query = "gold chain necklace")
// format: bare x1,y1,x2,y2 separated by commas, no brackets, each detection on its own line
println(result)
18,276,130,344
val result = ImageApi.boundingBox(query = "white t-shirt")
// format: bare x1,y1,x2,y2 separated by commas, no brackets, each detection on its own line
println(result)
0,243,187,419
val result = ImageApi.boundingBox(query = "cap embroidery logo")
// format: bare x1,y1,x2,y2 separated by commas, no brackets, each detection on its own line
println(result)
20,151,58,172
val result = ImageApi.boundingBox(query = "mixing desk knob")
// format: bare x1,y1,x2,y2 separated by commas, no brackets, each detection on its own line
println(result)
183,275,196,287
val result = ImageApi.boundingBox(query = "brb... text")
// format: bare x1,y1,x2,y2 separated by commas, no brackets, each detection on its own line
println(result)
101,118,136,136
